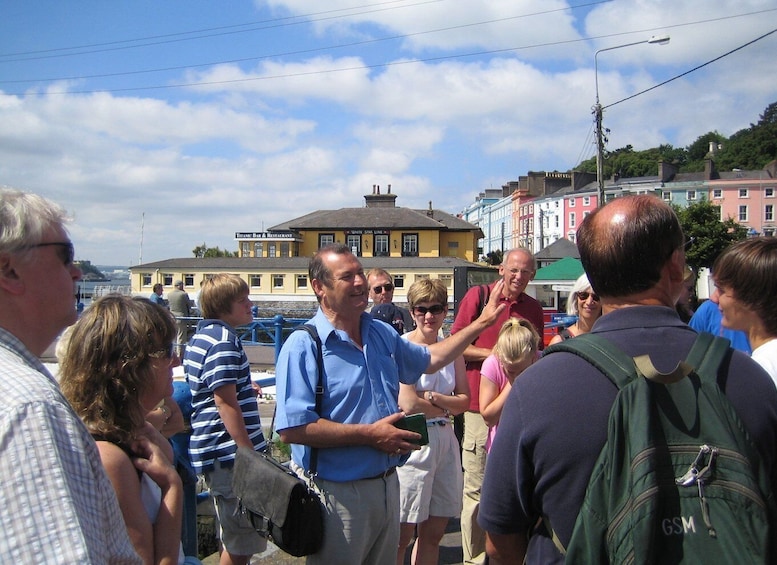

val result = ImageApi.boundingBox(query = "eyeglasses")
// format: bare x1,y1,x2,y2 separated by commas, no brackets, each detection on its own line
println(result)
372,283,394,294
577,291,600,302
29,241,75,266
149,343,176,359
413,304,445,316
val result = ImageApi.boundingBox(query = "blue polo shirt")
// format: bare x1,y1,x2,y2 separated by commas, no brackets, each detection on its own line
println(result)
275,310,430,482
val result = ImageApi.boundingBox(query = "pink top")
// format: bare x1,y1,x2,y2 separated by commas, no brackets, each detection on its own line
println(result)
481,354,509,452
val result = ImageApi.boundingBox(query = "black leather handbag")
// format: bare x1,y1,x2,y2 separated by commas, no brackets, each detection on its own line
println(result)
232,447,324,557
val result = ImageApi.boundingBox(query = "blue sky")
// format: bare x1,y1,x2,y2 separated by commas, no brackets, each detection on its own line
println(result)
1,0,775,265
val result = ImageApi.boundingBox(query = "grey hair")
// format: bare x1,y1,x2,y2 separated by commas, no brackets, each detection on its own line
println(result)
567,273,593,316
0,188,70,255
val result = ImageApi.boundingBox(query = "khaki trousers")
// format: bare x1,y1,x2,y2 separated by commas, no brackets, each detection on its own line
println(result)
461,411,488,564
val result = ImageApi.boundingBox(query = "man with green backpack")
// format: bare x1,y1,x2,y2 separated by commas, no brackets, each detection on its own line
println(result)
478,195,777,563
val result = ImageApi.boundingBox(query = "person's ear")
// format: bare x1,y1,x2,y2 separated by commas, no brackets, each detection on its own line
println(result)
311,278,325,300
0,253,24,294
667,249,686,282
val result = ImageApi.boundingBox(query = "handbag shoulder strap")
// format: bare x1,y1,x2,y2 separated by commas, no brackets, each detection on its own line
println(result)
292,324,325,476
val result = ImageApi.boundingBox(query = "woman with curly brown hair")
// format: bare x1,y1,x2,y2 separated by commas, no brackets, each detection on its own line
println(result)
59,294,197,565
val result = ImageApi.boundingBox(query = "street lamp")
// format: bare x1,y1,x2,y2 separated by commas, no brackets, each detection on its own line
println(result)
594,34,670,207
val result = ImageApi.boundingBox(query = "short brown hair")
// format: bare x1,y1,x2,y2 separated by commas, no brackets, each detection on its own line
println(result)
713,237,777,336
407,278,447,309
200,273,249,319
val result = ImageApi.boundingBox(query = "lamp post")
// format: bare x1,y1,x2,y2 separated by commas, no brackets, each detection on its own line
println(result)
594,34,670,207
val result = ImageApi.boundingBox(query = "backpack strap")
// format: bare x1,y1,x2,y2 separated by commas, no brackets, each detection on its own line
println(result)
632,332,730,385
543,333,639,391
291,324,326,477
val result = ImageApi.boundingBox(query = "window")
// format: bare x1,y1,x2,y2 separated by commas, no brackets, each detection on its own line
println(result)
280,242,290,257
402,233,418,257
555,216,559,228
297,275,308,289
163,273,173,286
319,234,335,248
569,198,576,207
713,189,722,199
439,274,452,288
766,188,775,198
346,234,361,256
394,275,405,289
268,243,276,258
447,240,458,257
374,234,389,257
254,242,263,257
184,274,194,287
687,190,697,201
662,191,672,202
766,205,774,222
739,188,749,198
739,205,748,222
415,274,430,282
249,275,261,288
142,273,152,286
272,274,284,289
583,196,591,207
569,212,576,228
241,242,250,256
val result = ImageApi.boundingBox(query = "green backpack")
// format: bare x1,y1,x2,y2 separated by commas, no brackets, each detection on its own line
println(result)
543,332,776,564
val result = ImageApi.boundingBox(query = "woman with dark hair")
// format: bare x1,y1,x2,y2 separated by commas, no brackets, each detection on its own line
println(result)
60,294,199,565
712,237,777,385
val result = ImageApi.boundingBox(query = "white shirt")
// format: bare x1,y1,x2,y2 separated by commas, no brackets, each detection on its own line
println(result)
752,338,777,389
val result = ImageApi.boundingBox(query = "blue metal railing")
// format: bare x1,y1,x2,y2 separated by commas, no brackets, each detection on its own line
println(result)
177,314,310,364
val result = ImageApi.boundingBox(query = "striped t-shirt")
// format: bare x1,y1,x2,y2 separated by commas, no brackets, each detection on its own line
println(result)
184,319,266,473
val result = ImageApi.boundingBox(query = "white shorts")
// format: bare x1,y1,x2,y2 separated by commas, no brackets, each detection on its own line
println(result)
397,420,463,523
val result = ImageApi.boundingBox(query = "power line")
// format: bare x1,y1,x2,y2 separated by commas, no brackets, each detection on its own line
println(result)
605,27,777,109
5,7,774,97
0,1,612,84
0,0,445,60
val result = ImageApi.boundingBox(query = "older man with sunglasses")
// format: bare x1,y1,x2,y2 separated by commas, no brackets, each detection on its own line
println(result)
0,188,141,563
367,267,416,334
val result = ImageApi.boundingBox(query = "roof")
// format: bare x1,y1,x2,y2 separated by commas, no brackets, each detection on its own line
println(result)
535,238,580,259
132,256,483,272
533,257,584,281
269,207,480,233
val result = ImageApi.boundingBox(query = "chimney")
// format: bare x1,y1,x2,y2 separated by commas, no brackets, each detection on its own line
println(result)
426,201,433,217
364,184,398,208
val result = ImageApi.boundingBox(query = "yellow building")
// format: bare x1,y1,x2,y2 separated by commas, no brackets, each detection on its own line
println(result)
130,186,488,311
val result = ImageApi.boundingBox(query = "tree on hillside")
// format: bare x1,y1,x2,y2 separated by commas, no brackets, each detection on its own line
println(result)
716,101,777,172
192,243,237,258
673,200,746,273
682,131,727,172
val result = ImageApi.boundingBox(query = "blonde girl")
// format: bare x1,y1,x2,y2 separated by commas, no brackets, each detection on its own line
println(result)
479,318,540,451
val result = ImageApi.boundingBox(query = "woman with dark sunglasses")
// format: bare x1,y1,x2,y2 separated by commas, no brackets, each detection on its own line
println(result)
395,278,469,565
549,273,602,345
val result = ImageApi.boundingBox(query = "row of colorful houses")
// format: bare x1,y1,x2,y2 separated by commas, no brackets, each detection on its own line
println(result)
463,148,777,258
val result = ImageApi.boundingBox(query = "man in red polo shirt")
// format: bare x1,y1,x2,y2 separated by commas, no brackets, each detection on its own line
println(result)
450,248,544,564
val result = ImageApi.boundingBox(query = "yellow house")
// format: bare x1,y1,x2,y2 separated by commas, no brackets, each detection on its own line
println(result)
235,185,481,261
130,186,488,312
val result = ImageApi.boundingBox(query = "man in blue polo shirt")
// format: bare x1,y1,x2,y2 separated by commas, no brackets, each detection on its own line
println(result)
275,243,505,565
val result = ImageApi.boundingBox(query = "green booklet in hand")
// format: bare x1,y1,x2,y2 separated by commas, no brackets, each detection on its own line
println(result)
394,413,429,446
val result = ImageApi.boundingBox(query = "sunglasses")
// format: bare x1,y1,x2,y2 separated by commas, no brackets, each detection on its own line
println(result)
149,343,176,359
29,241,75,266
413,304,446,316
577,291,600,302
372,283,394,294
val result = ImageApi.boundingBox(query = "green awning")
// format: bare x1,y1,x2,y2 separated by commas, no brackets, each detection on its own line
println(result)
533,256,584,281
